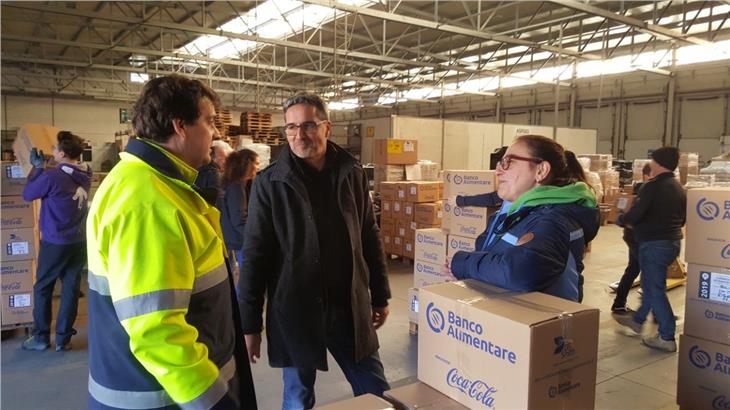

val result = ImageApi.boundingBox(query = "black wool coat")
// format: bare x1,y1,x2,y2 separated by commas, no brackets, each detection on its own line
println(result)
238,141,390,370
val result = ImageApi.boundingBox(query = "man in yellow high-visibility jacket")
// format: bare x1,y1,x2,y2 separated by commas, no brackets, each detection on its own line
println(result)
86,75,257,409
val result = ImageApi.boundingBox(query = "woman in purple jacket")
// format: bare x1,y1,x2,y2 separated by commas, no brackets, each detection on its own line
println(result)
21,131,92,352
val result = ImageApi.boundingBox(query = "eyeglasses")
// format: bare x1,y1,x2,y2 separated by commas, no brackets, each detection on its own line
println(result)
498,154,543,170
284,120,327,136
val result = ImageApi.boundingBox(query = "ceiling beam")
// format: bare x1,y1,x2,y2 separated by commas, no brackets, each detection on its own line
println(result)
551,0,713,46
302,0,602,61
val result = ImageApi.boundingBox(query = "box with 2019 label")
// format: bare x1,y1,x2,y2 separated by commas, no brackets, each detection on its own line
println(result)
683,263,730,346
418,280,599,410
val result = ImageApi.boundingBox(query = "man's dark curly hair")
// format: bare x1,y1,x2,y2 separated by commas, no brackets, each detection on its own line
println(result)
132,75,221,143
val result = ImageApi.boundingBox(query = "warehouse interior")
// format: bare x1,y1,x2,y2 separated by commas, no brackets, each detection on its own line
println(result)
1,1,730,409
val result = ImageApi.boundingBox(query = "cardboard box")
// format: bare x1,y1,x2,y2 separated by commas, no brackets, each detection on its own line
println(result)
373,139,418,165
1,260,35,326
383,235,393,254
396,220,408,238
404,239,415,260
12,124,59,176
677,334,730,409
446,235,477,266
407,288,419,323
443,170,496,197
407,182,441,203
684,263,730,346
393,236,404,256
1,227,36,262
381,200,393,220
374,164,406,190
393,201,403,220
380,218,395,237
415,228,448,265
402,202,415,222
1,196,35,229
385,381,469,410
445,203,490,239
415,203,443,225
1,162,27,197
380,182,399,200
396,182,409,201
419,280,599,410
686,187,730,268
414,260,455,288
442,199,452,233
608,193,634,224
315,393,395,410
408,221,440,240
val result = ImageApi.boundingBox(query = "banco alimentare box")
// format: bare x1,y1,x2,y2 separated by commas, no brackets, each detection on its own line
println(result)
418,280,599,410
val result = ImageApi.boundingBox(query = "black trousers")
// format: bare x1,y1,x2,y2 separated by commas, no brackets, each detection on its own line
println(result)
613,231,640,309
32,240,87,344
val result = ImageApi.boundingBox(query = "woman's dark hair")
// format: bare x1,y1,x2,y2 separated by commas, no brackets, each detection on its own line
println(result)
132,75,220,143
515,134,587,187
642,163,651,176
57,131,85,160
222,149,259,186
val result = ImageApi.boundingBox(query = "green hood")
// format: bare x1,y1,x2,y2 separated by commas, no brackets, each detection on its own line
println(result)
508,182,597,215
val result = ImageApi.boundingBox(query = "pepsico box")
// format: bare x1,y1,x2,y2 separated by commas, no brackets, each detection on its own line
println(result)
686,187,730,268
418,280,599,410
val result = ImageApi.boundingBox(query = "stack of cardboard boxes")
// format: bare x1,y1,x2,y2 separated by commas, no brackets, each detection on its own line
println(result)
381,181,444,260
679,152,700,185
677,187,730,409
407,170,497,331
373,139,418,191
1,162,38,329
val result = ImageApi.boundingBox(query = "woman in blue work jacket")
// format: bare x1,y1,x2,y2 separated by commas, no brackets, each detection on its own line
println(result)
450,134,599,302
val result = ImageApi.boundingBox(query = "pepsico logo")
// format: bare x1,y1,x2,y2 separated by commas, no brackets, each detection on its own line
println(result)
697,198,720,221
689,345,712,369
425,302,445,333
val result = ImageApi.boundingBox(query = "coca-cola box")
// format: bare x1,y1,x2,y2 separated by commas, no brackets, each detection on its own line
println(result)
418,280,599,410
1,259,34,326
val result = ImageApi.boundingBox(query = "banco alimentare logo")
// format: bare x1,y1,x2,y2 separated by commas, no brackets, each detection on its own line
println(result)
454,207,462,216
451,239,458,249
553,336,576,359
416,263,424,272
697,198,721,221
722,244,730,259
425,302,445,333
454,175,464,185
689,345,712,369
417,233,424,243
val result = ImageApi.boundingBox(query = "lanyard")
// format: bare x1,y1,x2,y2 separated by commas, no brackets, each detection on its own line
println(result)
481,200,513,251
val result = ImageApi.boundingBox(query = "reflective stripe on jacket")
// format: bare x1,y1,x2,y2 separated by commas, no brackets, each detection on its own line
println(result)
86,139,241,409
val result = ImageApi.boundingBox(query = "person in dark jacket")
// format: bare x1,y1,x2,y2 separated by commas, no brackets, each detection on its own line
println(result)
450,135,599,302
614,147,686,353
610,163,651,313
239,92,391,409
195,138,232,204
21,131,92,351
220,148,260,273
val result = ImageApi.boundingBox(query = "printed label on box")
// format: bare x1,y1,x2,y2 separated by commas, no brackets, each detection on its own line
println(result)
9,293,31,308
699,270,730,304
6,165,24,178
387,140,403,154
616,197,629,210
8,242,29,256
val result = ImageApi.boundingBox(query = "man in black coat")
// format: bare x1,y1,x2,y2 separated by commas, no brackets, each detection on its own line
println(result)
239,92,391,409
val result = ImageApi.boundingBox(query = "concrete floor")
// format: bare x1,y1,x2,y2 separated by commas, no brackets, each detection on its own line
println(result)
1,224,686,409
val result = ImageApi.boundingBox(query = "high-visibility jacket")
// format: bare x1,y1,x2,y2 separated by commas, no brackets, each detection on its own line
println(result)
86,138,256,409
